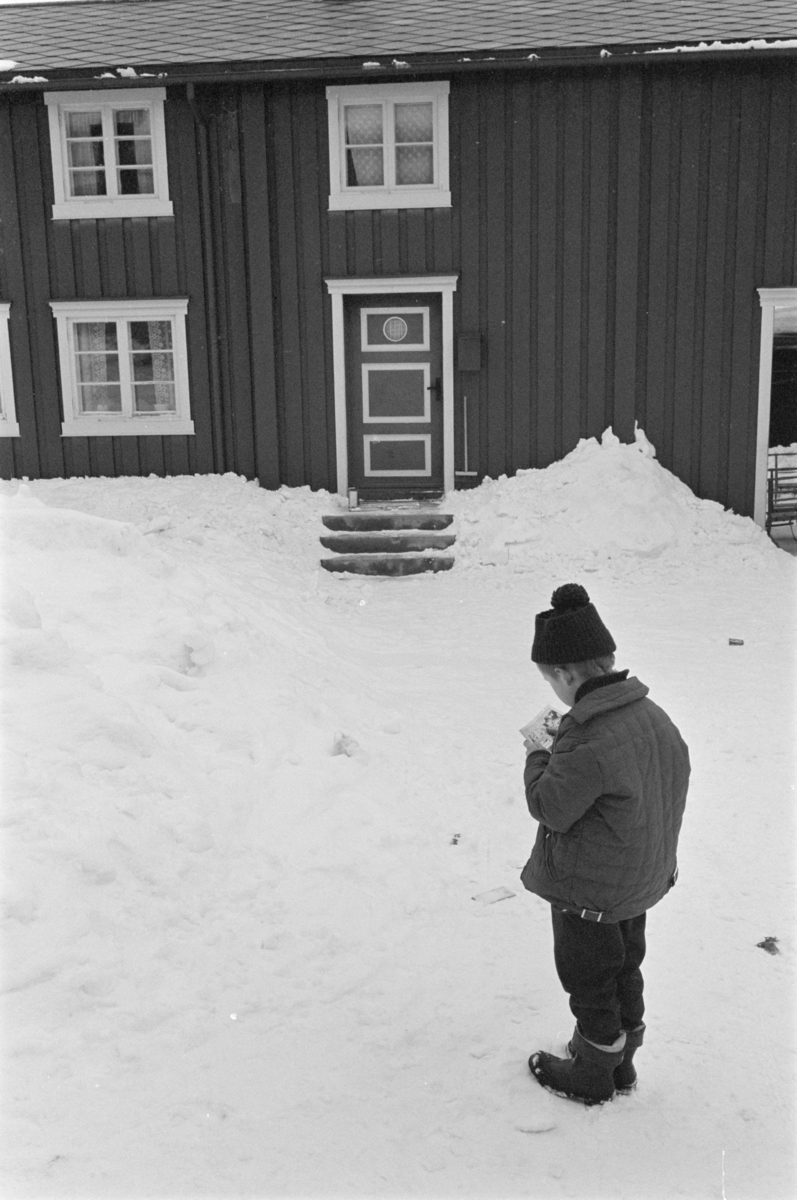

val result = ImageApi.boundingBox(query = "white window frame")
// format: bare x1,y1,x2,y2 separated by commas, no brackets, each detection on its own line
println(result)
326,81,450,211
44,88,173,220
50,298,193,438
755,287,797,525
0,303,20,437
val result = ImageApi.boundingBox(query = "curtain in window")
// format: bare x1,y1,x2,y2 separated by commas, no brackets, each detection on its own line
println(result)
129,321,175,412
74,322,121,412
65,111,106,197
394,103,434,185
344,105,384,187
114,109,154,195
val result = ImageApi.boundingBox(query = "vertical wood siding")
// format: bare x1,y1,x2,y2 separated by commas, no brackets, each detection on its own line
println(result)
1,58,795,515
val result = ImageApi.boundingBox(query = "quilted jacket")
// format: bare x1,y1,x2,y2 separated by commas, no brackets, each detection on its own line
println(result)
521,676,690,922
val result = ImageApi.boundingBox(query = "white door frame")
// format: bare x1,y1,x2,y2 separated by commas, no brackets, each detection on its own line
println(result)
325,275,458,496
755,288,797,526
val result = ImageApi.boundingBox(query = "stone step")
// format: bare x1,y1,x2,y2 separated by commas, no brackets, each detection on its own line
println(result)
322,512,454,532
320,531,456,554
320,553,455,576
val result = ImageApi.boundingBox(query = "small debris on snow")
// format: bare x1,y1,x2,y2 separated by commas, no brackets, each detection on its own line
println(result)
756,937,780,955
728,638,745,646
472,886,515,904
633,421,656,457
516,1117,557,1133
141,515,172,534
331,732,364,758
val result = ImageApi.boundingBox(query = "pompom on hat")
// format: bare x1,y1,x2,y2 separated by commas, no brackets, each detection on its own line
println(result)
531,583,616,665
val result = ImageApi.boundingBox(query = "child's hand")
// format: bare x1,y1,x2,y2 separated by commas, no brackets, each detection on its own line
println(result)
524,735,548,754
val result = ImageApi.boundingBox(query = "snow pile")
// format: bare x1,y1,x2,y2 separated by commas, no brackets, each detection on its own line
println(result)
1,453,795,1199
5,472,342,579
448,427,775,570
647,38,797,53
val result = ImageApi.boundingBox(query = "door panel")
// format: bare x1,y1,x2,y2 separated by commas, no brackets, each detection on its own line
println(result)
346,293,443,497
362,364,430,422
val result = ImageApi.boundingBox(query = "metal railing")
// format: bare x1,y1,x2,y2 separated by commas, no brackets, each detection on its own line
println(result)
767,452,797,534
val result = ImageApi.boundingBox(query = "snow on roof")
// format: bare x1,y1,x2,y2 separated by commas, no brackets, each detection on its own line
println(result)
0,0,795,76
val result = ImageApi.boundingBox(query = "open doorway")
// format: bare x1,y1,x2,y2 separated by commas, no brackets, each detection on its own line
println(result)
755,289,797,549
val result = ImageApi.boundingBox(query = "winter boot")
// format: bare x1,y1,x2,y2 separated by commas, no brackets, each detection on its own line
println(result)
614,1023,645,1093
566,1022,644,1093
529,1029,626,1106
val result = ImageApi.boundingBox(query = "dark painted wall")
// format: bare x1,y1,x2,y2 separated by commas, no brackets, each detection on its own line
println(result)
1,57,796,514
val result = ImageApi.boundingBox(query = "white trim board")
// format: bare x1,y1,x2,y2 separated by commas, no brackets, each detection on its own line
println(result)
755,288,797,526
325,275,458,495
0,302,20,437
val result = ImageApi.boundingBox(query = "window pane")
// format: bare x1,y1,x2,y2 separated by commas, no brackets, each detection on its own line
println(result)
75,323,118,352
396,144,434,185
129,321,176,412
346,148,384,187
129,321,173,351
65,110,106,197
66,111,103,138
394,102,434,144
78,384,123,413
118,167,155,195
74,322,120,412
345,104,383,146
67,140,105,168
133,382,177,413
76,353,120,383
116,138,153,166
114,109,151,137
69,170,108,196
131,351,175,383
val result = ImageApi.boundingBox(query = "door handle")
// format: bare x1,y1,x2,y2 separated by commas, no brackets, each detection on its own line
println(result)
427,376,442,401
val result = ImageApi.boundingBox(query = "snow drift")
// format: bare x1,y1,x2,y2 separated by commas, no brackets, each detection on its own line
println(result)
448,427,772,570
1,432,794,1200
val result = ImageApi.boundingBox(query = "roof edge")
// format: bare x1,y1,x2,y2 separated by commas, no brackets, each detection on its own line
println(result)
1,38,796,92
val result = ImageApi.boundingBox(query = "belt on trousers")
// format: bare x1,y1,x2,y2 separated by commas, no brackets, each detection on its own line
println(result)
561,869,679,924
558,906,605,922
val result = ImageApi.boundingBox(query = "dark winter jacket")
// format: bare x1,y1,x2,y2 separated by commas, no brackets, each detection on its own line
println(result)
521,675,690,922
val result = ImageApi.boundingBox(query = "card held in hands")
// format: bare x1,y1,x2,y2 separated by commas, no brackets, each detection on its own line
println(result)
520,705,564,751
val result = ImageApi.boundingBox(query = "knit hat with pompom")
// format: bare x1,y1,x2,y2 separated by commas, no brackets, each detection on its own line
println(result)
531,583,616,664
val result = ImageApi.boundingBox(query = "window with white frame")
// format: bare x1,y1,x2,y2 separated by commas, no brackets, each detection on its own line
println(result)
50,299,193,437
0,303,20,437
44,89,173,219
326,81,450,211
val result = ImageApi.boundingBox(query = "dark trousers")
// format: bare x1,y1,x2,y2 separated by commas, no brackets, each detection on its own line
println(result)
550,907,647,1045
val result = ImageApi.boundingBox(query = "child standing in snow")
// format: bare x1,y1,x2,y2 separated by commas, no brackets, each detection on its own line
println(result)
521,583,690,1105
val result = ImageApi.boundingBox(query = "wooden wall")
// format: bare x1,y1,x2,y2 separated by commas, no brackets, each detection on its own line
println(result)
1,56,796,514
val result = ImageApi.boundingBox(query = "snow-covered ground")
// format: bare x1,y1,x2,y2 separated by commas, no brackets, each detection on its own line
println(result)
1,431,795,1200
